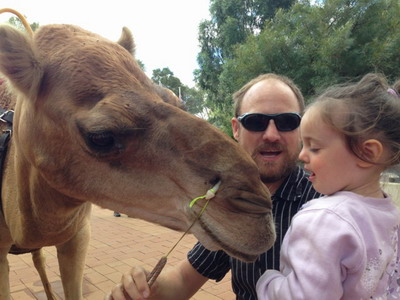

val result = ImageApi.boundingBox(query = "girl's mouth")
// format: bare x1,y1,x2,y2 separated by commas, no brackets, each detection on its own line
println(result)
305,168,315,181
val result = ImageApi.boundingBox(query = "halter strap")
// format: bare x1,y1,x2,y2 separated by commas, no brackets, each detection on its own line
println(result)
0,108,13,216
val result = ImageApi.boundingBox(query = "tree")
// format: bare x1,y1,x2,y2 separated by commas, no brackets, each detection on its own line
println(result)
181,87,208,117
7,16,39,32
196,0,296,91
151,67,206,116
136,59,145,72
205,0,400,134
152,68,182,94
195,0,297,134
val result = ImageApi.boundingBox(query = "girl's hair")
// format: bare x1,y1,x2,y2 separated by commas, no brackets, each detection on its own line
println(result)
310,73,400,166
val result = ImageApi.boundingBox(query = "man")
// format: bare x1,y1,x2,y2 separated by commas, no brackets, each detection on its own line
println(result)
107,73,321,300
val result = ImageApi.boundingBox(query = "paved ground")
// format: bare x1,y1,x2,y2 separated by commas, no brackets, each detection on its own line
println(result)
8,205,234,300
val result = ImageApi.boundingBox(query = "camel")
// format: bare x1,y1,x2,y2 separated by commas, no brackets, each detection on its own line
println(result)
0,10,276,300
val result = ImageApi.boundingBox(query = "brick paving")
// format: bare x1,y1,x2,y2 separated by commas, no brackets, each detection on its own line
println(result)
8,205,234,300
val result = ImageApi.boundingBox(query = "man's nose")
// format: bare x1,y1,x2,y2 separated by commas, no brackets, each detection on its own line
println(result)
262,120,280,142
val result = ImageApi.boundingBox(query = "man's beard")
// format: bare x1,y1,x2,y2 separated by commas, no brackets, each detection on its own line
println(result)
252,143,299,184
258,159,297,184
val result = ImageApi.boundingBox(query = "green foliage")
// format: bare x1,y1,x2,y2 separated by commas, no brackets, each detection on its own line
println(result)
136,59,146,72
200,0,400,133
151,67,206,116
7,16,39,32
196,0,297,135
196,0,295,93
152,68,182,93
181,87,207,116
196,20,224,94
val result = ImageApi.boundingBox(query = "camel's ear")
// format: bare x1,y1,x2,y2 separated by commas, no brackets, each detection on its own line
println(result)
0,25,43,99
154,84,185,110
117,27,135,56
357,139,383,168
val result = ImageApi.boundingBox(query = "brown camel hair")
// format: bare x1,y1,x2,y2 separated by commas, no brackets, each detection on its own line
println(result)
0,9,275,300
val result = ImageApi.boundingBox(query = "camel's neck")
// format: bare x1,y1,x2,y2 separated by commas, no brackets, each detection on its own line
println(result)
2,141,91,248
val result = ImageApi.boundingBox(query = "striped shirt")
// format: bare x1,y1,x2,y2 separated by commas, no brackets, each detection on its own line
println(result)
188,166,322,300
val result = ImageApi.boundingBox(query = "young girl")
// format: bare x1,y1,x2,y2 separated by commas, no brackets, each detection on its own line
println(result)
256,73,400,299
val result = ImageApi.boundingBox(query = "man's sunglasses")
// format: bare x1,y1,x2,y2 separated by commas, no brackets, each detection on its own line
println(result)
237,112,301,132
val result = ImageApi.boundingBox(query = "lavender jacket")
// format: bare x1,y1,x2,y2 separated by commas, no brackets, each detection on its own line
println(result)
256,191,400,299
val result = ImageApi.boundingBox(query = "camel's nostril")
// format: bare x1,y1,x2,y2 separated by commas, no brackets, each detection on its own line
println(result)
209,176,221,186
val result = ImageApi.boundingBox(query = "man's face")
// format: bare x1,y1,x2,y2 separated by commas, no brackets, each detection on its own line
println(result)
232,79,302,191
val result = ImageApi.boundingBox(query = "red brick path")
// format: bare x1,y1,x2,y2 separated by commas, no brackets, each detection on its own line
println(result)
8,205,234,299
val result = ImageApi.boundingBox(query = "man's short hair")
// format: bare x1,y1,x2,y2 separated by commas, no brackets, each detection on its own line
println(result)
233,73,305,117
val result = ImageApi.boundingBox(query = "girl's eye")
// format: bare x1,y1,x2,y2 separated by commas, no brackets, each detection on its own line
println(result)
310,148,320,153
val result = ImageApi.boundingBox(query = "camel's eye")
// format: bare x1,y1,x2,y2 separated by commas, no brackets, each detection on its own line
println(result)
87,131,115,151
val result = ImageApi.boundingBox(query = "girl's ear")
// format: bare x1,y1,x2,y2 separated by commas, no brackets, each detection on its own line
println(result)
357,139,383,168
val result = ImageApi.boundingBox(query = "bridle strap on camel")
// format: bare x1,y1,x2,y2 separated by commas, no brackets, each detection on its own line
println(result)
0,8,30,215
0,108,46,256
0,108,13,215
0,107,41,255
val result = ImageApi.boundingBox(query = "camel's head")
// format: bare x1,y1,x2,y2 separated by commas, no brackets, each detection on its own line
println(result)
0,24,275,261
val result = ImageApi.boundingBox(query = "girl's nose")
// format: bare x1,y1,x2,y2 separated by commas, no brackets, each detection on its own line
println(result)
298,147,307,162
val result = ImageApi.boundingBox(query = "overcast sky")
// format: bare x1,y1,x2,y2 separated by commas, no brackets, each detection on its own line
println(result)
0,0,211,87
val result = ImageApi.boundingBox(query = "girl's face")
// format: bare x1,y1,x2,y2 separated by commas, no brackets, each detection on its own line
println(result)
298,108,362,195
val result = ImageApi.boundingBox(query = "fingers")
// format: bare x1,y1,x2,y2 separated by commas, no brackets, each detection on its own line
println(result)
106,283,131,300
104,291,112,300
107,267,151,300
123,267,150,299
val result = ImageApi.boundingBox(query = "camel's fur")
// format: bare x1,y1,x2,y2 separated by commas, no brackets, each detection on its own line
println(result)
0,19,275,299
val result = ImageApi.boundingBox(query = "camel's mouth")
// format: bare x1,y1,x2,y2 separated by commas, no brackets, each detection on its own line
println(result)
195,213,274,262
198,218,259,261
185,183,275,261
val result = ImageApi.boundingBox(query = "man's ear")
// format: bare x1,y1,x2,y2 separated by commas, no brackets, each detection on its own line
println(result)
357,139,383,168
231,117,240,141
